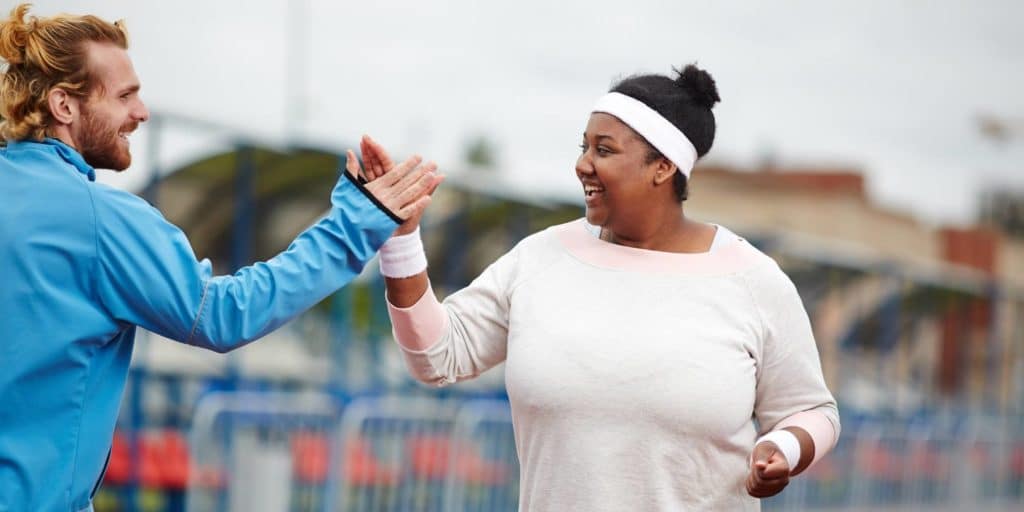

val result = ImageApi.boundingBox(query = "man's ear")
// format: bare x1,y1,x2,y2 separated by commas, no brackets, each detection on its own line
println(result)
47,88,79,125
652,157,677,186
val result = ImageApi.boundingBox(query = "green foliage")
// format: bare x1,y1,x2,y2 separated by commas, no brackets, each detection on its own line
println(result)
464,135,498,170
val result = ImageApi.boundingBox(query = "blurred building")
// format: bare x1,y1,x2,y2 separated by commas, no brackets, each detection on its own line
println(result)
688,164,1024,415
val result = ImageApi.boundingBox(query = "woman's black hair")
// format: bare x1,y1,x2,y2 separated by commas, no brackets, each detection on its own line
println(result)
610,63,720,201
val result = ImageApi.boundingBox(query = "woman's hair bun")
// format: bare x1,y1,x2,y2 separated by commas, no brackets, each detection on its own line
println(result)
0,4,34,65
674,63,720,109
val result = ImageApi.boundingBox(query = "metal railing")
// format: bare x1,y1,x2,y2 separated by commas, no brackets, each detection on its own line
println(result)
184,392,1024,511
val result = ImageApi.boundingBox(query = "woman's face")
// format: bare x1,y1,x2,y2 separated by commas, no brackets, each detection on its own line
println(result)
576,112,664,231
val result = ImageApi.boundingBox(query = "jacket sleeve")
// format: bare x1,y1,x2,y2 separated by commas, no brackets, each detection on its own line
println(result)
91,172,398,352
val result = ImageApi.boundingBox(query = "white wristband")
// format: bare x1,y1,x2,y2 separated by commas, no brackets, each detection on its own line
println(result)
755,430,801,473
379,227,427,278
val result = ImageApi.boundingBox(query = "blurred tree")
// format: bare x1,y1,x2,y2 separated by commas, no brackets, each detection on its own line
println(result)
464,135,498,171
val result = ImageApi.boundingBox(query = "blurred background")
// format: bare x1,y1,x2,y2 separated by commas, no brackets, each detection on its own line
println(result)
25,1,1024,510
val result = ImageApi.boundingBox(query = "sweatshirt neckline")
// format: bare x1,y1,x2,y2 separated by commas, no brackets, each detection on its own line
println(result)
554,219,762,276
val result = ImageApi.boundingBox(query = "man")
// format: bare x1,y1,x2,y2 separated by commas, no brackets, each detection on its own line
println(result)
0,5,441,510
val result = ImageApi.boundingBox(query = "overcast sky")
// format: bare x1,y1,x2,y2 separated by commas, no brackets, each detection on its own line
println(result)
28,0,1024,226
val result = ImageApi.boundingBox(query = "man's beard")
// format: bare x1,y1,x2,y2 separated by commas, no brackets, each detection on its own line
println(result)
78,108,134,171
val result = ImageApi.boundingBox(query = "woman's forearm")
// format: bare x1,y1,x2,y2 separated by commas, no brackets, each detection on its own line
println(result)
385,273,430,308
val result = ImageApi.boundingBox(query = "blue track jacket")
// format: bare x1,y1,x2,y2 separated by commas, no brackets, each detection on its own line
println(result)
0,139,399,511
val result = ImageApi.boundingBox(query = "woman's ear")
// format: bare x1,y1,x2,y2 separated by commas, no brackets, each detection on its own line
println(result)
652,157,677,186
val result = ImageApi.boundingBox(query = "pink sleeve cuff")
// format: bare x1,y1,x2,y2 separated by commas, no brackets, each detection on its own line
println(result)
386,283,448,351
775,409,838,468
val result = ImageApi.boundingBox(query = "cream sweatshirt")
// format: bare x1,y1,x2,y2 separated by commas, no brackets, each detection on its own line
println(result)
389,219,840,511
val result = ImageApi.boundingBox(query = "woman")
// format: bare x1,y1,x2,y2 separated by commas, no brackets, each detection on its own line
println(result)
354,64,840,511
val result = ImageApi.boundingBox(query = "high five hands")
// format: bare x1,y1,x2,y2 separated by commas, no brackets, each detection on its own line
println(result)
346,135,444,235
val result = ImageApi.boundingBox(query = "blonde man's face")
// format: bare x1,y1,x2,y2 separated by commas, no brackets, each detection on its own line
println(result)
73,42,149,171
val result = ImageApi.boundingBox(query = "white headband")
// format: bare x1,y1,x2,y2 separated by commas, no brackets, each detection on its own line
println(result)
591,92,698,178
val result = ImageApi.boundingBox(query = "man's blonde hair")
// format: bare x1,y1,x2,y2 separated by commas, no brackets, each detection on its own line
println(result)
0,3,129,141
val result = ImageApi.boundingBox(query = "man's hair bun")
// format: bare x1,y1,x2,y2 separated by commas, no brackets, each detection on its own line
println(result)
0,5,34,65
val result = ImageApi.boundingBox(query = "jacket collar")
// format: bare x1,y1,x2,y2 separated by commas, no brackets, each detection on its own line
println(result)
5,138,97,182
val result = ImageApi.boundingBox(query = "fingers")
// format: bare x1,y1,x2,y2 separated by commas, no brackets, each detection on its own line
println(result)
391,174,443,235
395,195,432,223
360,137,383,181
396,173,444,220
359,134,396,181
388,169,435,217
353,135,392,182
393,160,438,202
345,149,363,180
746,442,790,498
363,134,394,174
751,441,775,469
367,158,427,207
752,443,790,478
391,194,431,236
372,136,395,170
415,172,445,204
374,154,422,188
425,172,445,196
363,159,437,217
364,134,385,180
746,466,789,498
357,144,443,224
746,474,788,498
759,453,790,479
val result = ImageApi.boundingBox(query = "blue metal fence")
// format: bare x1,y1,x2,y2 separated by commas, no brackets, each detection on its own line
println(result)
162,391,1024,511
